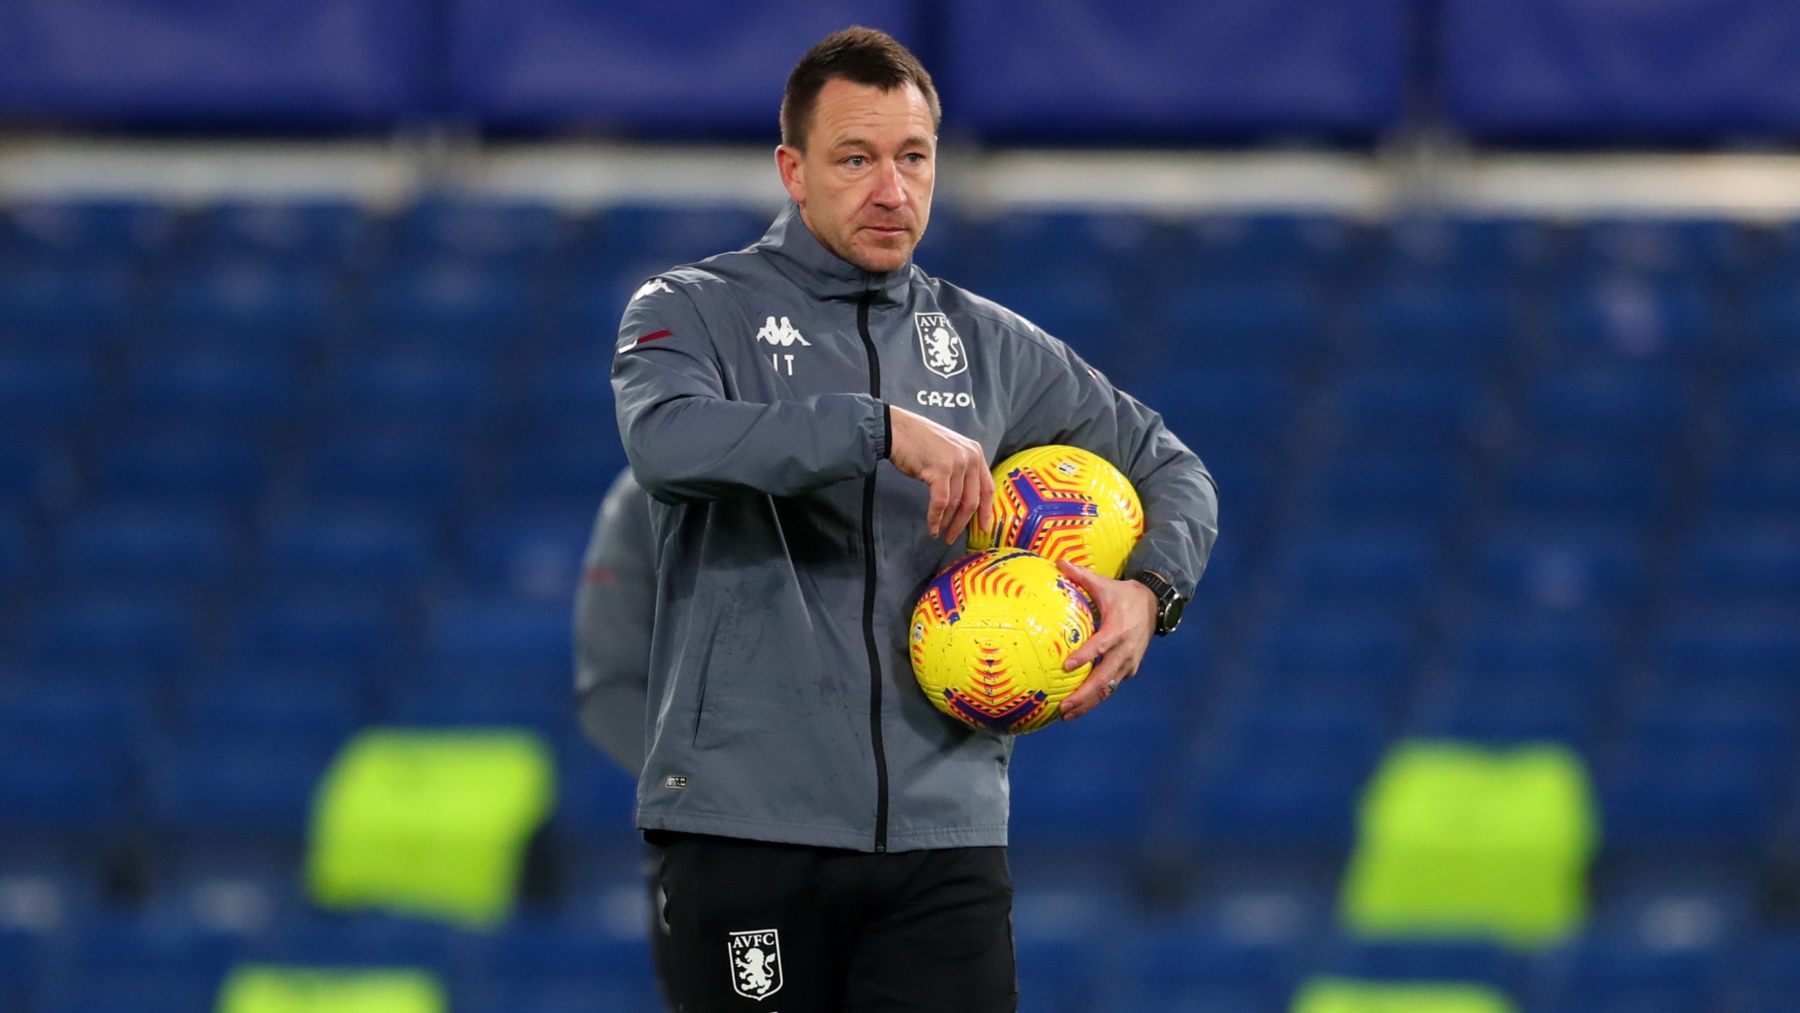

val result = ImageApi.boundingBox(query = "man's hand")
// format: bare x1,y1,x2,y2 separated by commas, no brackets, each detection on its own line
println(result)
887,405,994,543
1055,559,1157,721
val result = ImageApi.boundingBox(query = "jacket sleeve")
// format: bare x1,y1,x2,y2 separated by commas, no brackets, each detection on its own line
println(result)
999,330,1219,598
574,469,657,777
611,279,889,502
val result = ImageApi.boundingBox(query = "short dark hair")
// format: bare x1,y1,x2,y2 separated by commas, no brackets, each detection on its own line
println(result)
781,26,941,152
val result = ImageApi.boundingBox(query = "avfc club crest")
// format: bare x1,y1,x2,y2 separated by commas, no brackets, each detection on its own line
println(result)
915,312,968,379
728,929,783,1001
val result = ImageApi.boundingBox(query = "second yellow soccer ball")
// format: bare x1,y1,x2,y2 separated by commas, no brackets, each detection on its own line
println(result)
969,445,1145,579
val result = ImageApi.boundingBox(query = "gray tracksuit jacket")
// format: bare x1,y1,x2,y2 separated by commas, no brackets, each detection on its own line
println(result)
574,468,656,777
612,202,1218,853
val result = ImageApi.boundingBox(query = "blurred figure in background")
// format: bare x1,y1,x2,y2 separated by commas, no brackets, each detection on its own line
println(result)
572,467,673,1010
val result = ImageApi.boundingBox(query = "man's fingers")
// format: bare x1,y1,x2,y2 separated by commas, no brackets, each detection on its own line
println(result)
976,465,996,535
946,458,982,543
927,474,952,538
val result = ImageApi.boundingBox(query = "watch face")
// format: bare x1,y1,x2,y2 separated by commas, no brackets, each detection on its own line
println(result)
1158,593,1185,635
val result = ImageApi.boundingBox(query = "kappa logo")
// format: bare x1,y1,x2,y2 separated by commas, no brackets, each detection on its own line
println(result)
630,277,674,303
728,929,784,1001
915,312,967,379
755,316,811,347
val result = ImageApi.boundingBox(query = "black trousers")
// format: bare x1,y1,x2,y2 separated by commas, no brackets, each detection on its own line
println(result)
650,832,1018,1013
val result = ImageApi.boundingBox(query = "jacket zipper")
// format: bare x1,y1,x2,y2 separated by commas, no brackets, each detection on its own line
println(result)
856,291,890,853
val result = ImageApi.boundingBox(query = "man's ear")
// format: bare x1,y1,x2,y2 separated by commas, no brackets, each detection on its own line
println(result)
776,144,807,206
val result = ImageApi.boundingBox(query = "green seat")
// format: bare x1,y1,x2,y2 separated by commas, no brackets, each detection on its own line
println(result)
307,727,556,928
1340,739,1597,948
1292,977,1518,1013
216,965,447,1013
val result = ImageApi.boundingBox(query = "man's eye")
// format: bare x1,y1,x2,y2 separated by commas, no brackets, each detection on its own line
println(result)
845,156,867,167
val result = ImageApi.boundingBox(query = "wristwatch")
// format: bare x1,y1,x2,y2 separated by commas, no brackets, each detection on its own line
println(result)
1128,569,1186,637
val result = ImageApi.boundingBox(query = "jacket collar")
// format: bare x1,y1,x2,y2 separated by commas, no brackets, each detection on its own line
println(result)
757,202,914,304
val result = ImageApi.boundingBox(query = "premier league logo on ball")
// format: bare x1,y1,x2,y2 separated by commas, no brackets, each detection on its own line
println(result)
728,928,784,1000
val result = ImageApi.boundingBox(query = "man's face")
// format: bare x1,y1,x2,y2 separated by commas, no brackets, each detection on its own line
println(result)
777,78,935,274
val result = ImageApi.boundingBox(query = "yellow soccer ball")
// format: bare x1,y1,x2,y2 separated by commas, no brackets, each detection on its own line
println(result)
910,549,1097,735
969,445,1145,579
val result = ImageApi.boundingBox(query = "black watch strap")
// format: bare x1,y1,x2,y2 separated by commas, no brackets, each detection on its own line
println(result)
1128,569,1186,636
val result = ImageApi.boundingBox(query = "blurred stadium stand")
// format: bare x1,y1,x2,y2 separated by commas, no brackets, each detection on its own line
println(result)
2,1,1800,1012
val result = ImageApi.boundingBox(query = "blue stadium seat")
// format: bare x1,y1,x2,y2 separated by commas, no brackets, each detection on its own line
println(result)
0,684,140,838
1497,454,1669,527
330,351,501,432
585,204,770,275
1551,278,1718,364
1195,451,1271,539
394,199,568,268
1170,213,1355,280
1345,278,1516,368
1187,737,1374,849
1650,612,1800,708
1273,528,1442,615
1108,922,1302,1013
1375,216,1552,280
1705,451,1800,523
971,275,1129,379
1008,691,1174,849
0,509,30,587
1468,525,1648,614
1133,368,1295,456
462,509,592,601
969,209,1157,285
1160,280,1325,370
1296,451,1469,531
1325,938,1523,993
1418,672,1604,753
1725,368,1800,451
552,745,641,843
365,260,535,349
302,431,470,513
0,682,152,777
1442,610,1619,685
94,429,268,507
196,200,368,266
517,351,614,437
1521,368,1691,455
463,921,660,1013
125,350,299,427
1575,218,1749,282
260,507,435,591
245,912,463,975
1599,738,1788,853
181,680,361,757
160,263,335,349
0,264,136,345
1671,524,1800,608
505,432,629,504
25,595,200,677
1744,934,1800,1013
390,672,567,733
425,596,572,680
1744,280,1800,366
1322,369,1489,453
228,593,406,674
1531,936,1725,1013
0,441,62,506
150,736,336,838
1245,609,1417,703
0,350,98,436
556,268,652,350
6,200,179,263
54,505,234,590
36,919,241,1013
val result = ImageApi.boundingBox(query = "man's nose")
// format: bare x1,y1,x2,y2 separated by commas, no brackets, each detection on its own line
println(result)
871,160,906,207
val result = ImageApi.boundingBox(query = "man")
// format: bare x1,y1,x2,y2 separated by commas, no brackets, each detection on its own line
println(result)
573,467,674,1011
612,26,1217,1012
